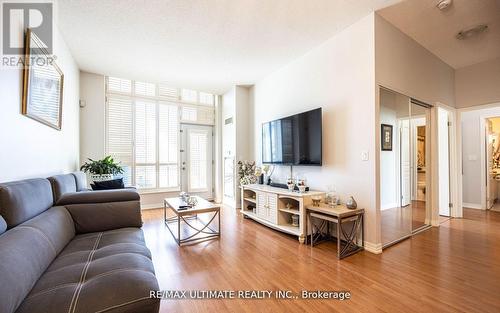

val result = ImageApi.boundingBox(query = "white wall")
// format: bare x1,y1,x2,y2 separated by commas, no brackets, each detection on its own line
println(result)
79,72,105,161
375,14,455,107
455,58,500,109
222,85,252,208
0,28,80,182
250,14,378,249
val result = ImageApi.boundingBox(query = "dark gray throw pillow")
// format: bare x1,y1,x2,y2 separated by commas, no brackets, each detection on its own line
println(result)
90,178,125,190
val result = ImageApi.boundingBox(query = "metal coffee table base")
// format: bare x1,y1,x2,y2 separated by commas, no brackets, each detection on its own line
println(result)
164,211,220,246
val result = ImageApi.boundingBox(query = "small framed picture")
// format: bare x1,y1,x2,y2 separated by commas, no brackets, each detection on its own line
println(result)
381,124,393,151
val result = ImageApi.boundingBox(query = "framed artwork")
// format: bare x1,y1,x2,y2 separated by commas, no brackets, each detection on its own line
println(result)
22,28,64,130
381,124,393,151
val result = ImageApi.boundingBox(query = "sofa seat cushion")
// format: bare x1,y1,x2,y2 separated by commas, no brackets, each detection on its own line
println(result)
16,228,159,313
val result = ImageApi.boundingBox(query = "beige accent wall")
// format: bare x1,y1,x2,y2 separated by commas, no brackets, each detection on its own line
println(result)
375,14,455,107
250,14,379,252
455,58,500,109
80,72,106,161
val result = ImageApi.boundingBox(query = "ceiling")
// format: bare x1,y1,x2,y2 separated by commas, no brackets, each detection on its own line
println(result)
56,0,400,94
378,0,500,69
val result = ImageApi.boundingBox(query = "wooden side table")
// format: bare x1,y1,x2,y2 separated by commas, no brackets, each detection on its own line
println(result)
164,196,220,246
306,204,364,259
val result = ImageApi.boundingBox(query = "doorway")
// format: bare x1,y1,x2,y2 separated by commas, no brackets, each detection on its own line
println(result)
180,124,214,200
485,117,500,211
379,88,432,248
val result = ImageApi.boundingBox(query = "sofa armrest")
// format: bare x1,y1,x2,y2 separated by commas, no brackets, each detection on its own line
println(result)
56,189,139,206
64,200,142,233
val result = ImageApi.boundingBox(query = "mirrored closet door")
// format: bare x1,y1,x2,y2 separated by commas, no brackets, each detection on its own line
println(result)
379,88,431,248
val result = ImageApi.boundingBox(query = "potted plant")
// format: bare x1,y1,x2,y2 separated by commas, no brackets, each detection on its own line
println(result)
80,156,124,182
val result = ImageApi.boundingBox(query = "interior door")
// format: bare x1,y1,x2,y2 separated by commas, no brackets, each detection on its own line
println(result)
400,119,411,207
438,108,450,216
180,124,213,199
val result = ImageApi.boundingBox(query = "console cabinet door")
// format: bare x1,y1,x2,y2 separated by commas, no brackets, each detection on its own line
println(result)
256,192,267,219
266,193,278,224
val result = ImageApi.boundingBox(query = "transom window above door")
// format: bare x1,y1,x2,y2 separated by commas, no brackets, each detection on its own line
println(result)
105,77,216,191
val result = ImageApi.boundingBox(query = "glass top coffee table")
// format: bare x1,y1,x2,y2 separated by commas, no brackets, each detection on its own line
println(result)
163,196,220,246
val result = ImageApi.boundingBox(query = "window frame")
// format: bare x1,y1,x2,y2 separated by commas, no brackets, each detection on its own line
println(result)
105,77,215,193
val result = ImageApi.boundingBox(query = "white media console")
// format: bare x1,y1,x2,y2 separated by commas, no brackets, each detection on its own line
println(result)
240,184,324,243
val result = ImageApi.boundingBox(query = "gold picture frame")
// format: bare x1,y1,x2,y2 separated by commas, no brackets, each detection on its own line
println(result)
22,28,64,130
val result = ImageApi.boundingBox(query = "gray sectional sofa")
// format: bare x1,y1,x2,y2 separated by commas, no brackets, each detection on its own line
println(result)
0,173,160,313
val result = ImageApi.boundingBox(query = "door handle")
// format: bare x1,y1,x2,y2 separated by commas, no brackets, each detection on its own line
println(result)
182,167,186,170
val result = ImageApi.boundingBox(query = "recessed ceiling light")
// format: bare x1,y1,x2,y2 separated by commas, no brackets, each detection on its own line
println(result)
456,24,489,40
436,0,453,10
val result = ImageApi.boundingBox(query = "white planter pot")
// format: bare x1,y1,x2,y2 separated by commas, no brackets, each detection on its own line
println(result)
90,174,113,182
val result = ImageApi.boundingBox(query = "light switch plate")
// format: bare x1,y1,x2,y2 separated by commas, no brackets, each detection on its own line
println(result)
361,150,369,161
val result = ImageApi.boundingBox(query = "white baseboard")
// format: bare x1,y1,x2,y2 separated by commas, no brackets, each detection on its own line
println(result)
141,203,163,210
364,241,382,254
463,202,483,210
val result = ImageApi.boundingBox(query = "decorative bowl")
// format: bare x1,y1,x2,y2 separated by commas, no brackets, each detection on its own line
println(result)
311,195,321,206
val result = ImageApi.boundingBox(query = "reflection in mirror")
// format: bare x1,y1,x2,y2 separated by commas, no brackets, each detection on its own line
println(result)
380,88,412,246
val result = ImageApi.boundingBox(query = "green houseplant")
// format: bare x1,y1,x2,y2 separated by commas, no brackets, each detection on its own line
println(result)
80,156,124,182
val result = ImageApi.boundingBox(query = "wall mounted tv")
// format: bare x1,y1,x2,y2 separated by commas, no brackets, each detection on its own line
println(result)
262,108,322,166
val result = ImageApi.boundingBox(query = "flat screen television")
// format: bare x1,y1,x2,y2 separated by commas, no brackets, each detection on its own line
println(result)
262,108,322,166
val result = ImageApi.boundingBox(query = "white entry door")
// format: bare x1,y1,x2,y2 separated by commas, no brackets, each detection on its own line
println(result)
438,108,450,216
400,119,411,207
181,124,213,199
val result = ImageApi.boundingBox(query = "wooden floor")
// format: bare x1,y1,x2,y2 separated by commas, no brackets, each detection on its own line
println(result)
142,207,500,313
381,200,428,245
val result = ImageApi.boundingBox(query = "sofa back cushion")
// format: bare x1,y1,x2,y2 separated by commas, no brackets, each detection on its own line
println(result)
0,178,54,228
48,174,77,202
72,171,88,191
0,206,75,313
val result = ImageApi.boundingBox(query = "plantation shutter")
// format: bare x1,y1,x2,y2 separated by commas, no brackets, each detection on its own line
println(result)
159,102,179,188
135,99,157,189
180,104,215,125
107,77,132,94
106,95,133,185
135,81,156,97
158,84,179,101
105,76,215,191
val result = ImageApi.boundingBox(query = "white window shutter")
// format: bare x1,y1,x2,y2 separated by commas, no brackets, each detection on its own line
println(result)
135,81,156,97
159,102,179,164
135,100,157,164
181,89,197,103
158,84,179,100
188,130,208,190
105,76,215,191
107,77,132,94
106,95,133,185
199,92,214,105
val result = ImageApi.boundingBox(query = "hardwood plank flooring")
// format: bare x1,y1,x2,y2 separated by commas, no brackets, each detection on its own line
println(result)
141,207,500,313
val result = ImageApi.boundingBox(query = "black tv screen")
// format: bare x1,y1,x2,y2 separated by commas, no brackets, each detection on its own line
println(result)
262,108,322,166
